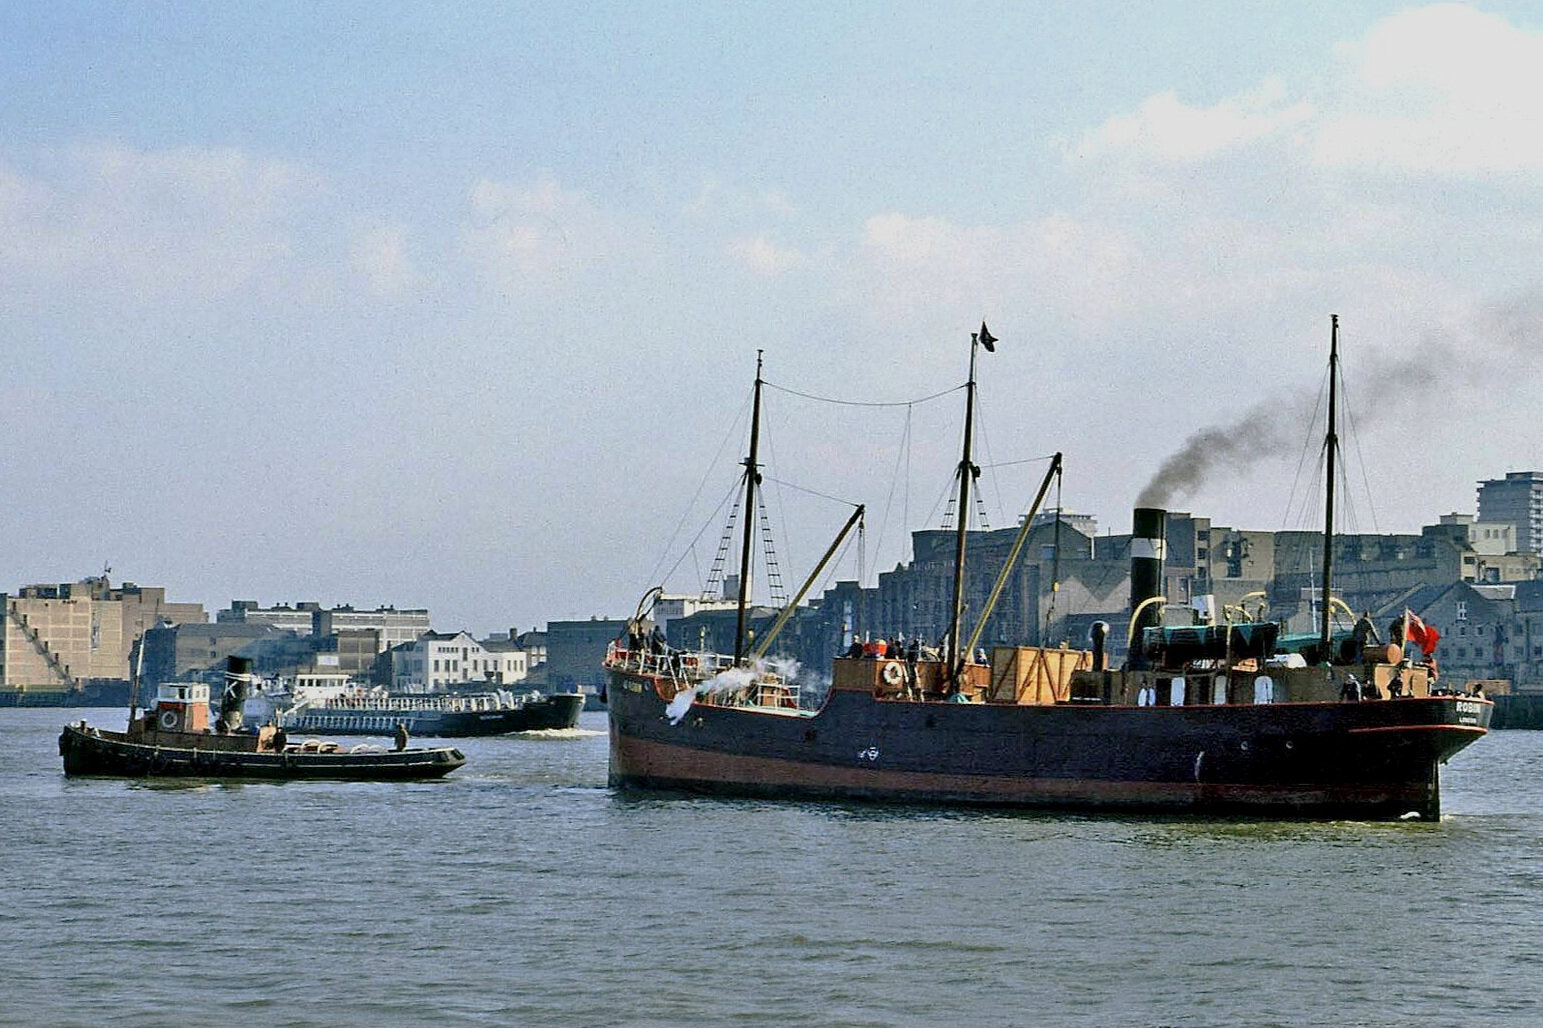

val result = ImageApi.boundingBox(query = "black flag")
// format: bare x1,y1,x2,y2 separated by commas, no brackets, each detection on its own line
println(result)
979,321,997,352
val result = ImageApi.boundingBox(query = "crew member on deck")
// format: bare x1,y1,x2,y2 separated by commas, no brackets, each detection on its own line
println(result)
1352,610,1381,650
394,722,409,751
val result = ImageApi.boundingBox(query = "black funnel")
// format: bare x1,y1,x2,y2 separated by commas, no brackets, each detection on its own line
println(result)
220,656,251,732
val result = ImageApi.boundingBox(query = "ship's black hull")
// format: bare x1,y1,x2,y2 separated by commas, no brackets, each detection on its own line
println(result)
607,675,1490,820
281,693,584,737
59,724,466,780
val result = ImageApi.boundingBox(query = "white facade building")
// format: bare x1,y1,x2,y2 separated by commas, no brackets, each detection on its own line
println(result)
390,631,529,691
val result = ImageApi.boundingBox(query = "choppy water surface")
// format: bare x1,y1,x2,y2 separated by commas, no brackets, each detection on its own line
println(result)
3,707,1542,1027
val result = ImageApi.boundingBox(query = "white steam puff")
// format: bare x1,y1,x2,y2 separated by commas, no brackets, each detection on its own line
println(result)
665,659,802,725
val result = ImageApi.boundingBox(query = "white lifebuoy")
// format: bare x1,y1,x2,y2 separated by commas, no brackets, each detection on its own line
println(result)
159,709,179,730
881,661,904,686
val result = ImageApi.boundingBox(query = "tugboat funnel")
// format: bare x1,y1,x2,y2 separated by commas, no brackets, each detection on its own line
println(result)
1129,507,1167,670
220,656,251,732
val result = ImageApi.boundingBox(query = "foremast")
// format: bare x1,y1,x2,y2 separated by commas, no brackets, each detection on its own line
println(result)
733,350,765,664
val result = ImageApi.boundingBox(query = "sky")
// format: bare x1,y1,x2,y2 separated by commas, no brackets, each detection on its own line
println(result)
5,1,1543,636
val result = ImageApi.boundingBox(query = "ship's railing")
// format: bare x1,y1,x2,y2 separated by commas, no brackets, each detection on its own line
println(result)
289,690,541,716
604,643,739,685
604,643,802,709
281,711,403,733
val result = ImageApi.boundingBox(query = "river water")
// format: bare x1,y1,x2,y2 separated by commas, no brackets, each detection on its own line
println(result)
2,706,1540,1027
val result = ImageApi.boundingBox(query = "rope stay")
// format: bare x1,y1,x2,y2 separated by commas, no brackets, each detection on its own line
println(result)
764,381,964,408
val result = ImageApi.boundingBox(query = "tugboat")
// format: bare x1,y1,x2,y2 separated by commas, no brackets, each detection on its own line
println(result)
604,320,1490,820
60,658,466,780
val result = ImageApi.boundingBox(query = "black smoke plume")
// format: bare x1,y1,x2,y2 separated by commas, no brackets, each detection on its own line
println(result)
1134,296,1543,508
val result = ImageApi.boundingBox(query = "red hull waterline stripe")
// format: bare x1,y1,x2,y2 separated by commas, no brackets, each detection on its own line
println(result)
1347,724,1488,735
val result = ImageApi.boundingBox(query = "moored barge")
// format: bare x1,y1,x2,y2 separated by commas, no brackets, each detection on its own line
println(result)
279,689,584,737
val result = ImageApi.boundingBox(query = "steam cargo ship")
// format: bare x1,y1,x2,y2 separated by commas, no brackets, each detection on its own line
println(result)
604,321,1490,820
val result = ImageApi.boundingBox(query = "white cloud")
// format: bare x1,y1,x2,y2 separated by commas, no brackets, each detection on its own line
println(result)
1072,77,1313,163
1314,4,1543,174
1073,5,1543,178
853,211,1142,328
685,177,799,220
728,235,806,276
461,175,626,287
351,223,420,297
0,143,309,301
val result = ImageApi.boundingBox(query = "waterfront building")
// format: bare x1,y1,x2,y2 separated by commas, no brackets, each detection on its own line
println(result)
651,593,740,629
1477,471,1543,554
513,628,547,670
545,618,629,697
1415,580,1543,692
218,600,320,635
387,630,527,691
139,621,310,687
479,636,531,685
315,605,431,650
664,605,779,656
314,629,384,678
217,600,430,651
0,577,205,701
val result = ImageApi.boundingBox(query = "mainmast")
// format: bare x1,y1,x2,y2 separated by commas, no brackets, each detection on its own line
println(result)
733,350,764,664
946,330,982,681
1319,314,1339,654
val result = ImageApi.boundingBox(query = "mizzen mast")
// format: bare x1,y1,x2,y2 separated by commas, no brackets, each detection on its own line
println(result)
1319,315,1339,655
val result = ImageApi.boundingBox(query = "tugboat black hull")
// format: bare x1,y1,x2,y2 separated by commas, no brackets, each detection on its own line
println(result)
607,677,1489,820
59,724,465,781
